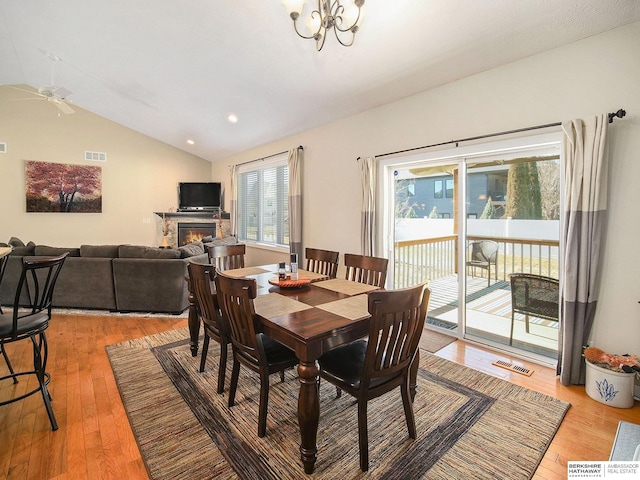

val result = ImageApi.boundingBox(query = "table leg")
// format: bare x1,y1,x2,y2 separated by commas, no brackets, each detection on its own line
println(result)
410,349,419,401
187,289,200,357
297,360,320,474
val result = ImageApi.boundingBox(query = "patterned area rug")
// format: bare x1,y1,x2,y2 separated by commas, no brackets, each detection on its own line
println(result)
106,328,569,480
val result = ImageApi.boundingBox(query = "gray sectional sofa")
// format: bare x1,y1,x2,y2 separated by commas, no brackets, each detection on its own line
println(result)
0,239,211,314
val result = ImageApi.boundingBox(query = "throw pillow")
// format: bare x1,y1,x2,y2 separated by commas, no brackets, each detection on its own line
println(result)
178,241,205,258
10,242,36,256
8,237,25,247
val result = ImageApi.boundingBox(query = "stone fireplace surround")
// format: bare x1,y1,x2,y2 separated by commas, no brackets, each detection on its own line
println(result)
154,211,231,249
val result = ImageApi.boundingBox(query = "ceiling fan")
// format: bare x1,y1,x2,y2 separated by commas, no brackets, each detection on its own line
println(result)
9,84,76,115
9,52,76,114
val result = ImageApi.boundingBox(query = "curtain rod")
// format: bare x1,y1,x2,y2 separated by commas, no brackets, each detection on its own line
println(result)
231,145,303,168
358,109,626,161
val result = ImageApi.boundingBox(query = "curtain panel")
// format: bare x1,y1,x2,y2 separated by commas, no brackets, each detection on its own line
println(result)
288,147,303,257
229,165,238,236
360,157,376,256
558,114,608,385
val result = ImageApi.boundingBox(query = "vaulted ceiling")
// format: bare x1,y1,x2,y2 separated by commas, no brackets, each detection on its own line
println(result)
1,0,639,162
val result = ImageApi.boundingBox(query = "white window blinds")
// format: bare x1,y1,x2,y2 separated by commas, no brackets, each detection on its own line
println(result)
237,154,289,247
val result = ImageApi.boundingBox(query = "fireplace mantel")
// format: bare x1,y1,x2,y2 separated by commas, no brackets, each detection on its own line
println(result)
154,211,220,219
154,211,231,248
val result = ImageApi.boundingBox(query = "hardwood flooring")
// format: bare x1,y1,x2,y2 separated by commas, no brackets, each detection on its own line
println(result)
1,314,639,479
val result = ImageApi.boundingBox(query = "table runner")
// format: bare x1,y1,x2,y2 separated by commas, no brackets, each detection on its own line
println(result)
316,294,369,320
313,278,379,296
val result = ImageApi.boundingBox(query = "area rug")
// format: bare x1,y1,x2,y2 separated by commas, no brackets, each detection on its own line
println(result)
418,328,457,353
106,328,570,480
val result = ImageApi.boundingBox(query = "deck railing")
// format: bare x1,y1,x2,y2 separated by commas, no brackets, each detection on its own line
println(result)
393,234,559,288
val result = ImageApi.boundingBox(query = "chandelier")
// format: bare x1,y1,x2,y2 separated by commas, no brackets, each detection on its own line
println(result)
281,0,365,51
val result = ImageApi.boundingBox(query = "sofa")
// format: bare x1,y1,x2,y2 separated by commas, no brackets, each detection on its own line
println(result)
0,238,218,314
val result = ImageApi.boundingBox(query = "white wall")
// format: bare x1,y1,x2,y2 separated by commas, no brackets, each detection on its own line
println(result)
0,86,212,247
213,22,640,356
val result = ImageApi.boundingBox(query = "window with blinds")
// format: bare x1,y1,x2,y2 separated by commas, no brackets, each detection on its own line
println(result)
237,153,289,247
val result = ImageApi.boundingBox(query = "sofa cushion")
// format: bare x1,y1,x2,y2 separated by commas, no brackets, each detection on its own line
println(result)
118,245,149,258
144,247,181,259
178,241,205,258
80,244,120,258
35,245,81,257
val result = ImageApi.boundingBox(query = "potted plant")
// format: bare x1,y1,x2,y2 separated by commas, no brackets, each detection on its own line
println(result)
583,347,639,408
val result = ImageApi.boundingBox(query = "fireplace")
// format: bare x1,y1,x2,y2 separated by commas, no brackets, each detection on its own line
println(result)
178,222,216,246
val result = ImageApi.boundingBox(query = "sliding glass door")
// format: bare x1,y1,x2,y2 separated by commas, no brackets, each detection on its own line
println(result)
382,133,561,361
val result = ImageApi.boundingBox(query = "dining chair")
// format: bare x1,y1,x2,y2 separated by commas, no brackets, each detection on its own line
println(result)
305,247,339,278
466,240,499,287
214,270,298,437
509,273,559,345
0,246,11,314
207,244,246,271
344,253,388,288
188,260,230,393
0,252,68,430
318,282,430,471
0,247,13,377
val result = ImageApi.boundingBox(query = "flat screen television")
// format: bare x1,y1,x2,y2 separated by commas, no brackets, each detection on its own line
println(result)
178,182,222,211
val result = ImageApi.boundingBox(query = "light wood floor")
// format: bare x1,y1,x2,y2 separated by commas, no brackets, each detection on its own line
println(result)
1,314,639,479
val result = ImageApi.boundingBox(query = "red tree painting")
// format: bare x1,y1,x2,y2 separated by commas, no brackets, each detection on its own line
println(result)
25,161,102,213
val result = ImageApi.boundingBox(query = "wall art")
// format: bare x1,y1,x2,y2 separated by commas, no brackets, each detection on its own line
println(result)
25,160,102,213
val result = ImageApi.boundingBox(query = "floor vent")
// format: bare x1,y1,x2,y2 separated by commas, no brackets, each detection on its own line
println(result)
0,142,6,153
492,360,533,376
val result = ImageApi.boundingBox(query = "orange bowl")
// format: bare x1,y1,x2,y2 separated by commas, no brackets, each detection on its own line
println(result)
268,276,311,288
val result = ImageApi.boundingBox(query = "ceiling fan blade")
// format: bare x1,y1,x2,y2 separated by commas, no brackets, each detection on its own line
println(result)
7,85,47,98
52,99,75,114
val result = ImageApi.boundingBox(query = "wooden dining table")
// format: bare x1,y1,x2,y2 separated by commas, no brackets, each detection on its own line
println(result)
187,263,419,474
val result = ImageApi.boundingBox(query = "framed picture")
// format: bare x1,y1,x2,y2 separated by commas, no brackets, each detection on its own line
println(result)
25,160,102,213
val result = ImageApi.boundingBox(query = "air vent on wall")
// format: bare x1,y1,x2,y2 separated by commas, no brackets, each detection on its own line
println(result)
85,151,107,162
0,142,6,153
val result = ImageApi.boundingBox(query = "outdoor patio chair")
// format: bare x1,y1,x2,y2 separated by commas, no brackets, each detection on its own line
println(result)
509,273,559,345
466,240,499,287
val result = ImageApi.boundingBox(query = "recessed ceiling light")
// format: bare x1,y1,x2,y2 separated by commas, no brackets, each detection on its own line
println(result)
227,114,238,124
186,139,195,145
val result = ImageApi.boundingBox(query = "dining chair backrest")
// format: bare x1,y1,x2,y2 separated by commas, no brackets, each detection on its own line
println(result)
188,261,222,332
10,253,69,330
344,253,388,288
207,244,246,271
305,247,339,279
214,271,261,365
188,259,231,388
0,248,11,314
364,283,430,384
